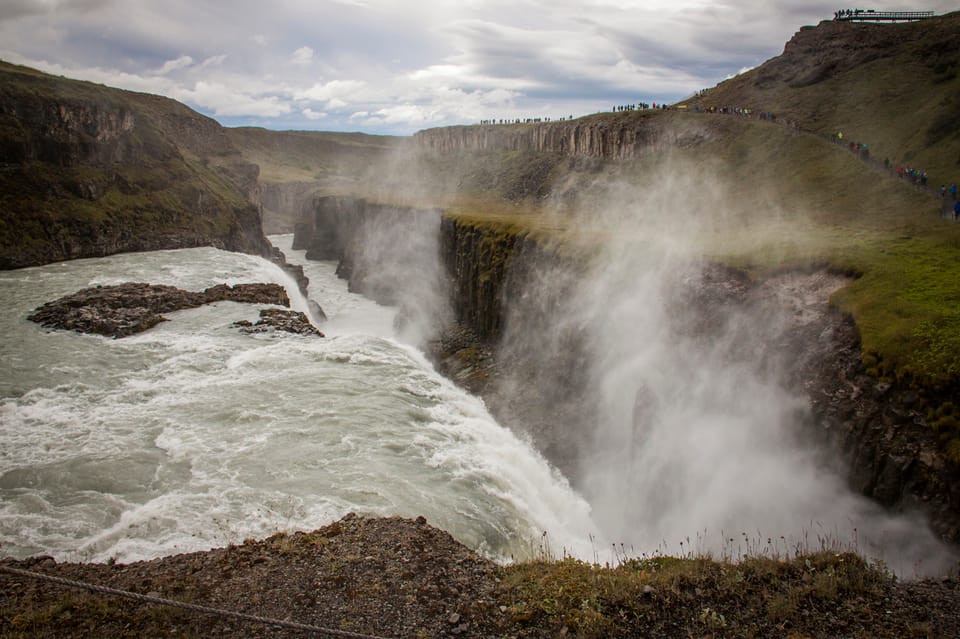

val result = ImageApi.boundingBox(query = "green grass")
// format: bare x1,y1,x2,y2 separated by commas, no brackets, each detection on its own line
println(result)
498,551,889,638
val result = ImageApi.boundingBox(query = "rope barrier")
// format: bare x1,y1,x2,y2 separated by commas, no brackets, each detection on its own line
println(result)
0,564,394,639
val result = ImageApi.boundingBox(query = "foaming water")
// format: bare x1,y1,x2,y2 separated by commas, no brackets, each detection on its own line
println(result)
0,241,598,563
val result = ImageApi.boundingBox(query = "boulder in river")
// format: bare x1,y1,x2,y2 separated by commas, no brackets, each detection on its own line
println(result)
233,308,324,336
28,282,294,338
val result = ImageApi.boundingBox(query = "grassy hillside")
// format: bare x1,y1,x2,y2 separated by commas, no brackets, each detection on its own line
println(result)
685,11,960,189
0,60,269,267
226,127,402,185
225,127,403,232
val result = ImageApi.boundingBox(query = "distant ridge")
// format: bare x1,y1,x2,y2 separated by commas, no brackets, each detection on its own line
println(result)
685,10,960,188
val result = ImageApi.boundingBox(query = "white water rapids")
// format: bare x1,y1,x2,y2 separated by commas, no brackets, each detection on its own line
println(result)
0,236,598,564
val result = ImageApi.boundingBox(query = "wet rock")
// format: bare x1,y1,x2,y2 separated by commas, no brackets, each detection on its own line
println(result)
233,309,323,337
202,283,288,306
269,245,314,302
28,282,290,338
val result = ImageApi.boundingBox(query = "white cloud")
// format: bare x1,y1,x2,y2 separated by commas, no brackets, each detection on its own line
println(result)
176,80,292,117
199,54,227,69
302,107,325,119
296,79,365,101
290,45,313,66
157,55,192,75
409,64,463,81
251,33,266,46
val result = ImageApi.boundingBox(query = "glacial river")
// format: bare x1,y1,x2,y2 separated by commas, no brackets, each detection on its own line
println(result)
0,236,598,564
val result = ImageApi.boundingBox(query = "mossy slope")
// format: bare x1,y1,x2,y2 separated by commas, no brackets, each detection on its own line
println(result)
686,11,960,188
0,60,270,268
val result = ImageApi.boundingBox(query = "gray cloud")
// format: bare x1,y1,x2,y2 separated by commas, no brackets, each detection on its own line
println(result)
0,0,113,21
0,0,955,134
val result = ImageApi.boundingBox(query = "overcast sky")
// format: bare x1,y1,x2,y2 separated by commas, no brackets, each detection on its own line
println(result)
1,1,955,135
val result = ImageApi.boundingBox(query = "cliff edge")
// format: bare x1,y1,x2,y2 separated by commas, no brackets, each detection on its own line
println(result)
0,61,271,268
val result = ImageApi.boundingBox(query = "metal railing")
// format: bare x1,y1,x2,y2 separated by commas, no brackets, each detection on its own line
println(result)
834,9,935,22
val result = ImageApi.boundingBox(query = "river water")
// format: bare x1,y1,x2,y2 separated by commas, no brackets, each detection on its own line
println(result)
0,236,598,564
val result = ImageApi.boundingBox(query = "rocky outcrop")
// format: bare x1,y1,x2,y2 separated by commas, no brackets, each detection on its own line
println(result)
233,308,323,336
268,246,310,298
800,313,960,542
761,15,959,90
684,12,960,182
28,282,291,338
0,60,272,269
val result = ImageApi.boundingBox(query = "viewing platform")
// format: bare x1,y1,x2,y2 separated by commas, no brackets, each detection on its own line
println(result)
834,9,935,22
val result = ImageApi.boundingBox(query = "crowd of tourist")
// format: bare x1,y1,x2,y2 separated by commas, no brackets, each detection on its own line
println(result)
898,165,927,185
612,102,661,111
478,116,575,125
693,103,805,131
827,131,960,219
691,108,957,219
832,133,872,160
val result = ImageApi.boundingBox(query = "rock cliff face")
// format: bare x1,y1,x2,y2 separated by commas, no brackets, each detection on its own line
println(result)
761,15,958,91
0,61,271,268
413,112,716,160
438,216,524,340
258,182,321,234
295,196,448,342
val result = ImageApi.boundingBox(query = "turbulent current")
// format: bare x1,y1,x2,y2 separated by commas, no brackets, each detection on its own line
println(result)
0,236,597,564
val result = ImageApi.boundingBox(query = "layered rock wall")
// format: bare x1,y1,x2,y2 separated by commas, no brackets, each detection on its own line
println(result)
413,114,715,160
439,216,525,340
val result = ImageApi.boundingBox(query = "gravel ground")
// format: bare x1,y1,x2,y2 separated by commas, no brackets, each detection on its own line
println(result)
2,515,959,638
